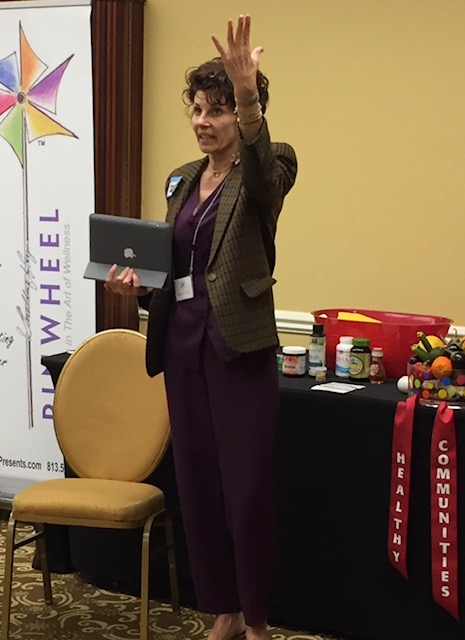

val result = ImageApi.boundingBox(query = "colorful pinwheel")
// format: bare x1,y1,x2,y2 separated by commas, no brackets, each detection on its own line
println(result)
0,24,76,164
0,24,76,428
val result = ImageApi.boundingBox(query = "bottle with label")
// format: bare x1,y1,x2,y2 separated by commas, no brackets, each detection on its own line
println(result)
308,324,326,376
335,336,354,378
369,347,386,384
282,346,306,377
349,338,371,381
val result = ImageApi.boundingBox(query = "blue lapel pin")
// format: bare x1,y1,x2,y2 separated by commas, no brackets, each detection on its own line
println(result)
167,176,182,198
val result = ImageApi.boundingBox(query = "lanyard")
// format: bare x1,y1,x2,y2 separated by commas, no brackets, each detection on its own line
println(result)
188,181,226,275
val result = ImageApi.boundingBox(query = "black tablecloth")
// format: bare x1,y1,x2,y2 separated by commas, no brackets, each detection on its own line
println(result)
42,353,465,640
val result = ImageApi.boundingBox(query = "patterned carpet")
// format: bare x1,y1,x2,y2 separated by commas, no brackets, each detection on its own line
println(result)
0,519,348,640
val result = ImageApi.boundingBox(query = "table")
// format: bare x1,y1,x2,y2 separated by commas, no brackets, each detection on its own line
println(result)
42,353,465,640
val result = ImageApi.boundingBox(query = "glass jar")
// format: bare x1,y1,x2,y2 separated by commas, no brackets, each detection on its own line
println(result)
369,347,386,384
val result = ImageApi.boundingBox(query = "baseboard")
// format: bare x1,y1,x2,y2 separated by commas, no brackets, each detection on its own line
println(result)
139,308,465,339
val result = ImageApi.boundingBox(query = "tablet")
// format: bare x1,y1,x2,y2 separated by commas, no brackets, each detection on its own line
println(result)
83,213,172,288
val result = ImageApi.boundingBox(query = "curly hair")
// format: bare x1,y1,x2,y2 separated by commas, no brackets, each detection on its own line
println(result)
183,57,269,114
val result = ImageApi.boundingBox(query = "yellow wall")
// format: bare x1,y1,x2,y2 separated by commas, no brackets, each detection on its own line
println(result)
142,0,465,325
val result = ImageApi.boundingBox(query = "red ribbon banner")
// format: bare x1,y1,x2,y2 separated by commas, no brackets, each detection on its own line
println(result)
430,401,459,619
388,394,417,578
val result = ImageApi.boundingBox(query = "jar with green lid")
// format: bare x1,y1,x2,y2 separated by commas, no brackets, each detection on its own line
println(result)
349,338,371,381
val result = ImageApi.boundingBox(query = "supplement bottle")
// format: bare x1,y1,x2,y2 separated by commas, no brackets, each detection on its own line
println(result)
349,338,371,381
308,324,326,376
335,336,354,378
369,347,386,384
282,346,306,377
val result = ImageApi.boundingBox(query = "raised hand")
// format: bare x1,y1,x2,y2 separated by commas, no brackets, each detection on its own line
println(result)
212,15,263,97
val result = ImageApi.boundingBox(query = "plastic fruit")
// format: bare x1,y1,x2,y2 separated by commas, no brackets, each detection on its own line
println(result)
430,356,453,379
451,352,465,369
415,333,447,363
428,347,448,361
417,335,445,351
411,344,429,361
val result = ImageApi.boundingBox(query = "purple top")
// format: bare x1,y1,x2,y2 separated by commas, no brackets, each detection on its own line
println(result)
164,179,238,370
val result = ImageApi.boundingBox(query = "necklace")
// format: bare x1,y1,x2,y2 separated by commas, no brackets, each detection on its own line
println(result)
208,153,240,179
209,166,232,179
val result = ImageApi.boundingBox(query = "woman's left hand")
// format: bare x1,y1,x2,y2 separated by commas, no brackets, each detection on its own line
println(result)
104,264,152,297
212,15,263,96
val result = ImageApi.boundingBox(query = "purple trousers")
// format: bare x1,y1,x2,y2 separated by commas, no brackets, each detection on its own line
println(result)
163,336,278,627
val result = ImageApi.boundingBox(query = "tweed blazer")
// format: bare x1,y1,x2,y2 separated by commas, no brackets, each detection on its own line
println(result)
144,119,297,376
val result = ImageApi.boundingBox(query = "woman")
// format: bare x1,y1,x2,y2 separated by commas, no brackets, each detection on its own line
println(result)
105,15,297,640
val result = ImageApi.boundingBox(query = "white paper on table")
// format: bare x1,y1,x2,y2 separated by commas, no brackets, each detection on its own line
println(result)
310,382,366,394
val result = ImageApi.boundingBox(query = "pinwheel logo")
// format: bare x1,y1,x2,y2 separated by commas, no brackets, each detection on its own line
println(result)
0,24,77,428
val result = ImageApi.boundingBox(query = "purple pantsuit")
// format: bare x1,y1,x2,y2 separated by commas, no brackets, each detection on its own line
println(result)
163,180,278,626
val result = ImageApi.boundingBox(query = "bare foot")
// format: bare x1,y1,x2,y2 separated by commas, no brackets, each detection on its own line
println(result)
207,612,246,640
245,624,270,640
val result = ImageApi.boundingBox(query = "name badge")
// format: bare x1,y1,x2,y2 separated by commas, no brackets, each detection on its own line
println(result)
174,275,194,301
167,176,182,198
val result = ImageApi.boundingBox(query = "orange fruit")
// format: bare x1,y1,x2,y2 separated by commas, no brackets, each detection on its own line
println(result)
431,356,453,379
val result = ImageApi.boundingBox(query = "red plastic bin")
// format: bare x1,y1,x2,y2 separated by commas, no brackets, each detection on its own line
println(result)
312,308,452,380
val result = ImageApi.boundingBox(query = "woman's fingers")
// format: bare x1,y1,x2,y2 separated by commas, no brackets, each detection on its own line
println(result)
211,33,223,55
132,271,151,297
227,17,235,48
132,270,142,289
122,267,133,284
233,15,243,48
119,267,135,294
105,265,135,295
104,264,119,291
251,46,264,65
213,15,252,58
106,263,118,282
117,266,130,284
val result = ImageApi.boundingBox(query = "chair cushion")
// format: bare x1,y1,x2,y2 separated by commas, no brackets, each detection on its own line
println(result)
12,478,165,523
53,330,171,482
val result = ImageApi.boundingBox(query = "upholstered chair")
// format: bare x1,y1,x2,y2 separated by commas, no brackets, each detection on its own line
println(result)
1,329,179,640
